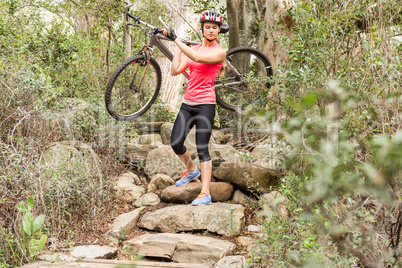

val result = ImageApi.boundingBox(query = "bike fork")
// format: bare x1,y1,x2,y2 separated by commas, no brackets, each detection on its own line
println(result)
130,47,154,95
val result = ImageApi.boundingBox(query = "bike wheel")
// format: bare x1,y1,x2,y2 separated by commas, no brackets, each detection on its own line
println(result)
215,47,273,112
105,55,162,121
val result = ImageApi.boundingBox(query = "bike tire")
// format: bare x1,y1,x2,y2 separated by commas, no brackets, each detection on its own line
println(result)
215,47,273,112
105,55,162,121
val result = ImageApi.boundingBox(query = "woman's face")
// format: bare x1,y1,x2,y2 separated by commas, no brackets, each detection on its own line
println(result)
203,22,221,40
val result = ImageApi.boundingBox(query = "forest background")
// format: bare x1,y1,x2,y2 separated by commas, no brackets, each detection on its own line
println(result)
1,0,402,267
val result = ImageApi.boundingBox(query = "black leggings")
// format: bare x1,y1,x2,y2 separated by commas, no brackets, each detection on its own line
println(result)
170,103,215,162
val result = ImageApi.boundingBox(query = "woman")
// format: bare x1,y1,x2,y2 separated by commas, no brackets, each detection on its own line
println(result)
163,10,226,205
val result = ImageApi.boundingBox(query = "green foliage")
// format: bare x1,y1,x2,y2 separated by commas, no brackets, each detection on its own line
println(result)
186,0,226,16
0,0,171,266
243,0,402,266
247,84,402,266
1,197,47,266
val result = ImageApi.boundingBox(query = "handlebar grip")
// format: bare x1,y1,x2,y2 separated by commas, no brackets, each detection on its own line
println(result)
127,12,140,21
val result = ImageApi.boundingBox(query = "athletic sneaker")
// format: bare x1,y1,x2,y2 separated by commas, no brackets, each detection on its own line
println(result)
175,168,200,186
191,192,212,205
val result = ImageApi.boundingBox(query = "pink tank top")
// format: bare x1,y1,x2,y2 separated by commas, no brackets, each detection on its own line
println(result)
184,43,223,103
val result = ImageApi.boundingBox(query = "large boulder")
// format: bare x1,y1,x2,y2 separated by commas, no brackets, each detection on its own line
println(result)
161,182,233,203
138,203,245,237
144,146,186,179
41,141,102,185
123,233,235,263
212,162,280,193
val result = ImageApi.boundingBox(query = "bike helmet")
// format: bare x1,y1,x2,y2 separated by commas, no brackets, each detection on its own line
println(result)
200,10,223,26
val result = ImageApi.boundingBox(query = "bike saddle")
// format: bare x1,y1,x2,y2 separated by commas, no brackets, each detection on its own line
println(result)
219,23,229,34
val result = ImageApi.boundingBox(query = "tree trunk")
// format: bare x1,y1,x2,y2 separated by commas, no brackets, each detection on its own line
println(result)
124,1,133,59
157,1,199,112
227,0,294,71
258,0,294,70
227,0,258,49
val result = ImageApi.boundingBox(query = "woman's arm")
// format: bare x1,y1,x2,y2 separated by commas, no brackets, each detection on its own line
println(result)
174,39,226,64
171,46,189,76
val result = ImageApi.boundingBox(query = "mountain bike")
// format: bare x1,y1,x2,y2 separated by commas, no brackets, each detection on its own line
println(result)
105,12,273,121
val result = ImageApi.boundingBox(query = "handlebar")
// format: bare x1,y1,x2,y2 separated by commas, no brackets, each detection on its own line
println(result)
127,11,200,46
127,12,140,22
127,11,160,32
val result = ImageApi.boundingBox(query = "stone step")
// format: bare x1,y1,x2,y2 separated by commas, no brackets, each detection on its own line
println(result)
139,203,245,237
123,233,235,264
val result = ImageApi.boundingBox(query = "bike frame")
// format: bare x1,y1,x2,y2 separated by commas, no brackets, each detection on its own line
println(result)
148,33,197,79
131,14,242,87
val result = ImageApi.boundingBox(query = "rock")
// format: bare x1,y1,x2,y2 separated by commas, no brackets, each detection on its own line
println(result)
161,182,234,203
42,143,82,167
259,191,289,219
211,130,225,144
251,144,282,171
147,174,175,192
124,143,165,161
144,146,186,179
41,142,102,183
139,203,245,237
70,245,117,259
114,176,146,203
38,253,76,262
134,193,160,207
138,134,163,145
247,225,261,233
237,237,257,247
232,190,258,205
105,207,144,243
118,172,144,185
123,233,235,263
212,162,280,193
216,256,248,268
208,144,239,163
160,123,174,145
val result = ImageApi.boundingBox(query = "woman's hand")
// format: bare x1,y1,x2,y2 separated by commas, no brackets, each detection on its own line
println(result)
162,29,177,41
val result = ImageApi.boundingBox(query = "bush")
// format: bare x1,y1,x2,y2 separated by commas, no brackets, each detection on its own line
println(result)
244,0,402,266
